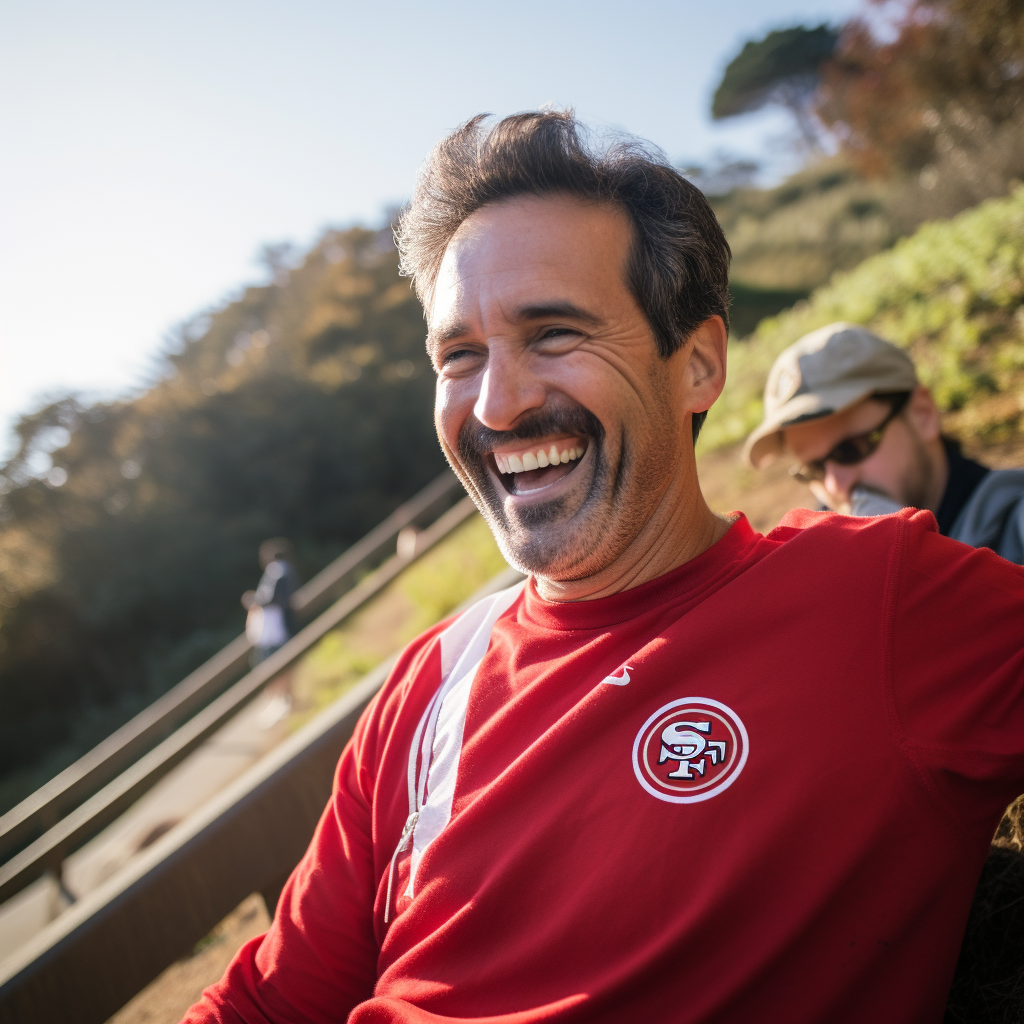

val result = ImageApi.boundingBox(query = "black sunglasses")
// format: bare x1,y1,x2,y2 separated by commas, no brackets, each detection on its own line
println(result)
790,392,911,483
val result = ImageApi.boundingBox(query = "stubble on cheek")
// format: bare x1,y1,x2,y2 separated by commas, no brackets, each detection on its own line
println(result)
899,432,937,510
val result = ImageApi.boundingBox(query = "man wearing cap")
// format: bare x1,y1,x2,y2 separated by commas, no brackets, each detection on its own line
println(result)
745,322,1024,562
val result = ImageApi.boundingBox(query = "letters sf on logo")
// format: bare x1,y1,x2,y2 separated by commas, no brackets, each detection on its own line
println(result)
632,698,749,803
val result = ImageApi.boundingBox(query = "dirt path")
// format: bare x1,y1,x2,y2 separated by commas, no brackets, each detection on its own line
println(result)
109,896,272,1024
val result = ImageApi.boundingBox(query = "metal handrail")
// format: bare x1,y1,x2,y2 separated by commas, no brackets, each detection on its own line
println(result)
289,470,462,618
0,495,478,907
0,470,463,861
0,656,394,1024
0,565,525,1024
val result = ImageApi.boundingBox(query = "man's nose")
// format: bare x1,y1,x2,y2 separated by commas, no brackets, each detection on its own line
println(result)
472,346,546,431
822,460,859,501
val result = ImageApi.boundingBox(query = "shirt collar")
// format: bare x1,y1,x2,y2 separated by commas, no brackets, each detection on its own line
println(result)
519,514,763,631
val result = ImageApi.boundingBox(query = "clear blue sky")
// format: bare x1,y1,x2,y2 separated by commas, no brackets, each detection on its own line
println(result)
0,0,860,452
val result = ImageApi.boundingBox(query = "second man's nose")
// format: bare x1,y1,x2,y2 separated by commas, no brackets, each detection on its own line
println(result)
822,461,860,503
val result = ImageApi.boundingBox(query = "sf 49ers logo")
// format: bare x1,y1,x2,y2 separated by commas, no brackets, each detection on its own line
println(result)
632,698,748,803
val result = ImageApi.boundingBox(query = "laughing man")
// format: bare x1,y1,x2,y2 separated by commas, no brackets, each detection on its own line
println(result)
184,112,1024,1024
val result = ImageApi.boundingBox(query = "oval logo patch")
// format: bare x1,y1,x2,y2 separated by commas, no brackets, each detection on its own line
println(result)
632,697,749,803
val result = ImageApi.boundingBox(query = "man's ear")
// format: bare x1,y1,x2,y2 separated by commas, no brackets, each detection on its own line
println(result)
681,315,728,415
907,385,942,442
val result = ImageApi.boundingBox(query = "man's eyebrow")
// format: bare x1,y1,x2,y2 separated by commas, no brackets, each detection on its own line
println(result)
426,321,470,351
514,301,604,327
426,301,605,352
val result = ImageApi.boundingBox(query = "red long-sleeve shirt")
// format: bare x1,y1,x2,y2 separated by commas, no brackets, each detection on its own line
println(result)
184,510,1024,1023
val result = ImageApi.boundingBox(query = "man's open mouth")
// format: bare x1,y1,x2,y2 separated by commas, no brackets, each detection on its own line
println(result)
491,439,589,495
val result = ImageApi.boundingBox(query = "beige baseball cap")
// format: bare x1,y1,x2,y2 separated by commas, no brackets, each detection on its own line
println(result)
743,322,918,468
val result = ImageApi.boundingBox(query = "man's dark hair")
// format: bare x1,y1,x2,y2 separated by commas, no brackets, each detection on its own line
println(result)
395,110,732,442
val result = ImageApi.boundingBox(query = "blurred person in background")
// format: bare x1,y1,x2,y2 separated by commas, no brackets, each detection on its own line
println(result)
241,538,299,666
744,322,1024,563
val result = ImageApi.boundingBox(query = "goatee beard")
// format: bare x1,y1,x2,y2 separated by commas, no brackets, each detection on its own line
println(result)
454,404,607,571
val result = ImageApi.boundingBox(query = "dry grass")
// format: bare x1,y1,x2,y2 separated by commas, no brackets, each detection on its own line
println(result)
106,895,271,1024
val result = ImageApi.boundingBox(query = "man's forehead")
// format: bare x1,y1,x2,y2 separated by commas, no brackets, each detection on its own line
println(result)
428,196,632,331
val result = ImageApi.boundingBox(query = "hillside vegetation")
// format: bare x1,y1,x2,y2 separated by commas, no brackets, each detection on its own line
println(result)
0,224,443,795
711,0,1024,332
709,149,1014,338
702,185,1024,456
714,158,904,294
711,147,1020,305
5,93,1022,809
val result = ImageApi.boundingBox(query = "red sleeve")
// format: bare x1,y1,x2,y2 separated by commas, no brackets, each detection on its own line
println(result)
885,508,1024,830
180,623,447,1023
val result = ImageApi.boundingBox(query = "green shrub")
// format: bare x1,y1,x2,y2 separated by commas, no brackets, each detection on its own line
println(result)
701,185,1024,454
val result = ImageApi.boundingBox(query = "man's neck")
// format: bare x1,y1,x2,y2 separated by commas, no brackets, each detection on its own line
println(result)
934,437,990,534
533,476,733,603
924,436,951,515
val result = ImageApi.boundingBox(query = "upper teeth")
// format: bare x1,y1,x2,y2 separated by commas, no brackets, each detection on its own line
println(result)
495,444,584,475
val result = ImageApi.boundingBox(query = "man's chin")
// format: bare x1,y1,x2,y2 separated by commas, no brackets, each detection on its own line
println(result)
452,430,610,579
496,532,597,581
481,505,598,580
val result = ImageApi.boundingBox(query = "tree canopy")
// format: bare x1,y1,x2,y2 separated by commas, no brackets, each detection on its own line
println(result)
819,0,1024,183
0,223,444,793
712,25,840,146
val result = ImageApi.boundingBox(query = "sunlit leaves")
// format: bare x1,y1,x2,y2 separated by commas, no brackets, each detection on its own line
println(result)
704,185,1024,452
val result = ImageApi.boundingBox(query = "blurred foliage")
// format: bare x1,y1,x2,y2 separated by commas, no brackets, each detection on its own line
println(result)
715,0,1024,309
727,282,811,339
712,159,901,294
711,139,1024,301
0,223,445,789
679,154,761,198
701,185,1024,454
820,0,1024,181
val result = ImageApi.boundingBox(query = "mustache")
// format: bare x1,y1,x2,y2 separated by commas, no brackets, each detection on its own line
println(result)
458,404,604,465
